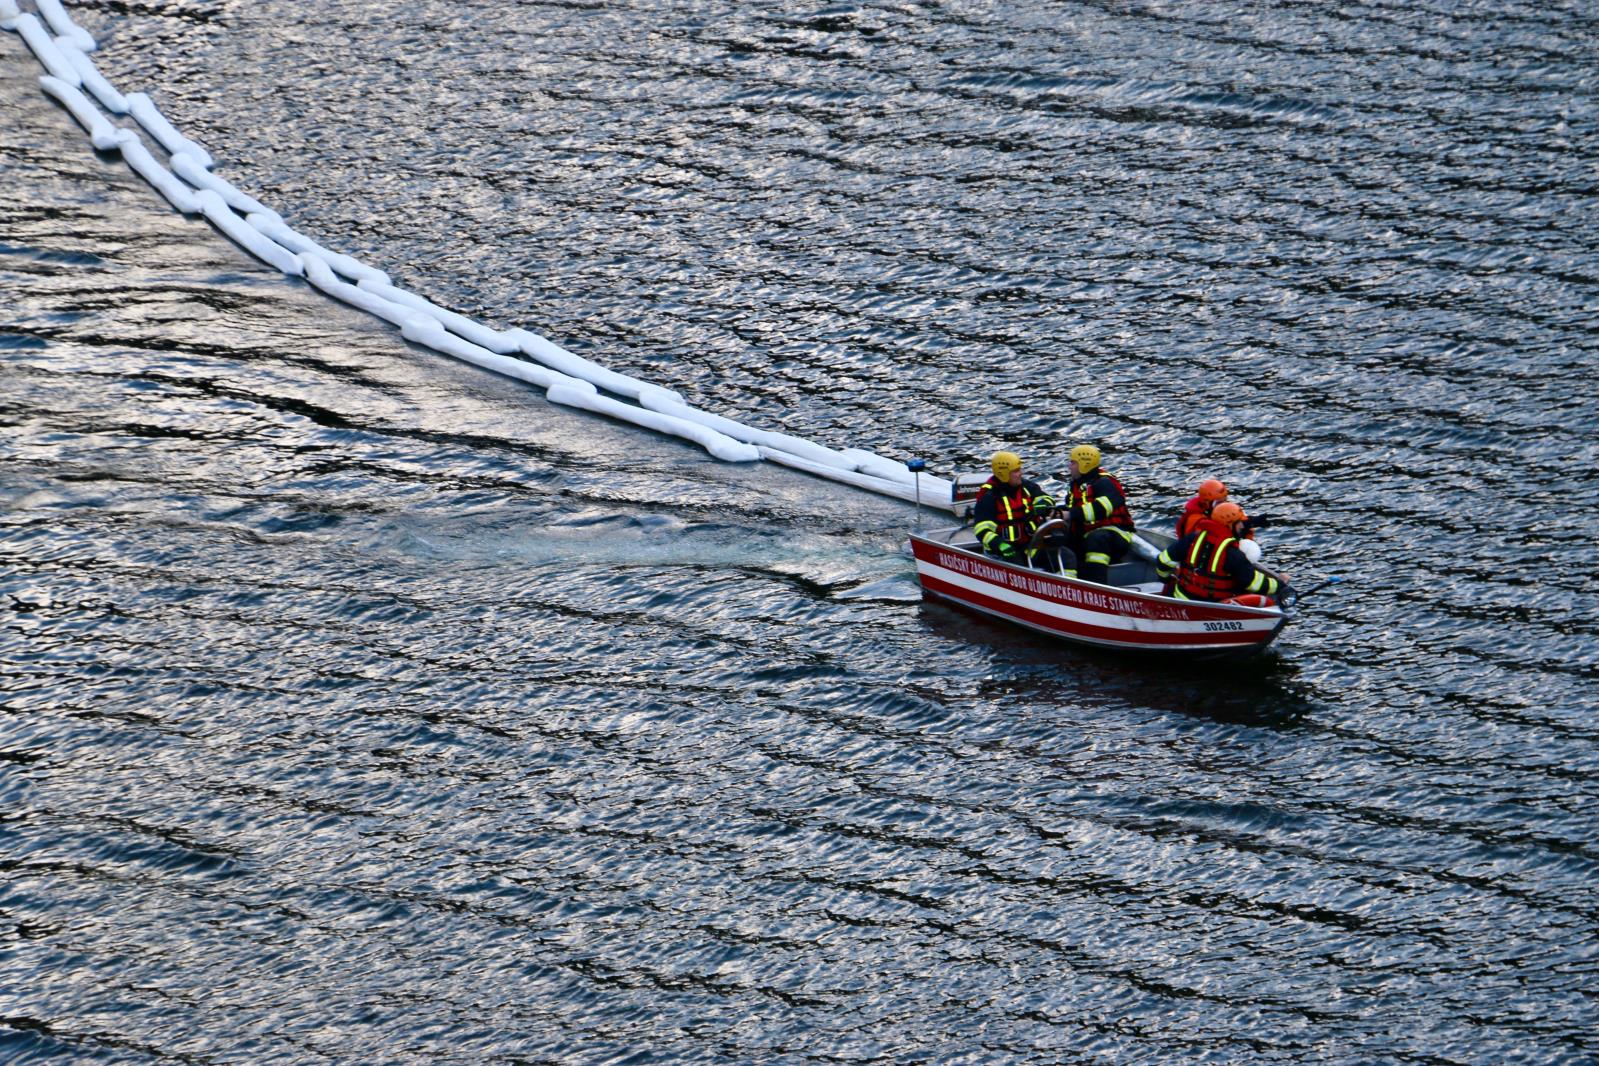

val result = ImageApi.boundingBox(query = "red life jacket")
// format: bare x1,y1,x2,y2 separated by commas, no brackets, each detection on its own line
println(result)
974,478,1048,546
1175,497,1208,539
1176,496,1253,542
1176,518,1242,602
1069,472,1134,535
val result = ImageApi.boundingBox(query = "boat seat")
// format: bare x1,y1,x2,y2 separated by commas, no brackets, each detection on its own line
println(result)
1108,560,1158,583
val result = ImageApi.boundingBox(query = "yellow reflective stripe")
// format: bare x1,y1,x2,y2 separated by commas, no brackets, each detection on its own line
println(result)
1247,571,1266,592
1086,552,1110,565
1094,496,1113,517
1109,527,1132,543
1208,537,1235,572
974,521,997,536
1187,532,1208,566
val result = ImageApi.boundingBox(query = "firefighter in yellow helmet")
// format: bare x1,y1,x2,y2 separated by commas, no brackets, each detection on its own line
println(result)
1063,443,1137,584
972,450,1055,566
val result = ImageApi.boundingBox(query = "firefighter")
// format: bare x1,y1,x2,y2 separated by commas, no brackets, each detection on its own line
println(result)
1176,478,1228,539
1063,444,1135,584
1156,501,1284,603
971,451,1054,566
1176,479,1277,540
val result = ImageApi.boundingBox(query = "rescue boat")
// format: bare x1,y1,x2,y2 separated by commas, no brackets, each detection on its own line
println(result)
908,521,1291,659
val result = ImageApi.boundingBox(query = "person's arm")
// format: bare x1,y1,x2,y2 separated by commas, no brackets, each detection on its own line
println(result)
1156,532,1190,580
1225,546,1280,596
972,491,1008,554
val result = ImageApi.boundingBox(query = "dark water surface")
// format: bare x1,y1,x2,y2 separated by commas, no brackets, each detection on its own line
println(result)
3,1,1597,1062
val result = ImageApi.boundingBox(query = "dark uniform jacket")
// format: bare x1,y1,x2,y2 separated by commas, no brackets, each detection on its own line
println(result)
1157,519,1281,602
1067,471,1134,539
972,477,1053,557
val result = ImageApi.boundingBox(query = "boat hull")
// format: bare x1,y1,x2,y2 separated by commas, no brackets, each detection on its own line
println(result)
910,534,1286,658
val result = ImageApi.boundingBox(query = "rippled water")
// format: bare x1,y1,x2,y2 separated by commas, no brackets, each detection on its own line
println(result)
4,2,1597,1062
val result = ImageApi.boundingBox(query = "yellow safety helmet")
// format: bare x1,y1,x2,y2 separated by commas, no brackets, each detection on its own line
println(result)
1069,444,1101,473
991,451,1022,479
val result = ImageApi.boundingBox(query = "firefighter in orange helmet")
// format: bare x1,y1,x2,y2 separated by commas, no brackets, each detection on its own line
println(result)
1156,502,1284,603
1176,478,1228,539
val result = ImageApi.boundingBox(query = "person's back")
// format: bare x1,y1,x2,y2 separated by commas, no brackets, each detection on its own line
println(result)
1175,478,1228,539
1158,503,1283,603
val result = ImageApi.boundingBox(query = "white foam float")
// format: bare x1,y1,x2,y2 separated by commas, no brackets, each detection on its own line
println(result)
359,279,521,354
57,42,126,113
195,190,303,275
126,91,213,169
403,317,758,462
841,448,921,486
508,328,682,406
114,129,201,214
759,447,939,507
37,0,95,52
6,1,950,504
302,254,421,328
638,392,853,469
14,13,79,84
39,74,118,150
571,390,761,463
246,215,387,285
171,153,271,215
400,314,572,390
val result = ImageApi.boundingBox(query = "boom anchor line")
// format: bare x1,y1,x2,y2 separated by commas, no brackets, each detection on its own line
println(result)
2,0,958,511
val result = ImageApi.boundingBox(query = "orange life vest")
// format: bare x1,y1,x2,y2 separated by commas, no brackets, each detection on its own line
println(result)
1176,519,1242,602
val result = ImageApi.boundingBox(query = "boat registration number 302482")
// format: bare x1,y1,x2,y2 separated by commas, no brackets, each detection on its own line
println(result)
1203,621,1245,632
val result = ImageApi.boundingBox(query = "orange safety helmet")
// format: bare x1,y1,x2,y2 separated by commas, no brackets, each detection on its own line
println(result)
1211,502,1247,528
1197,479,1228,504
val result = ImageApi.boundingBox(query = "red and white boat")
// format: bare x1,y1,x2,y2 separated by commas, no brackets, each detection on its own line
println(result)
908,522,1290,658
